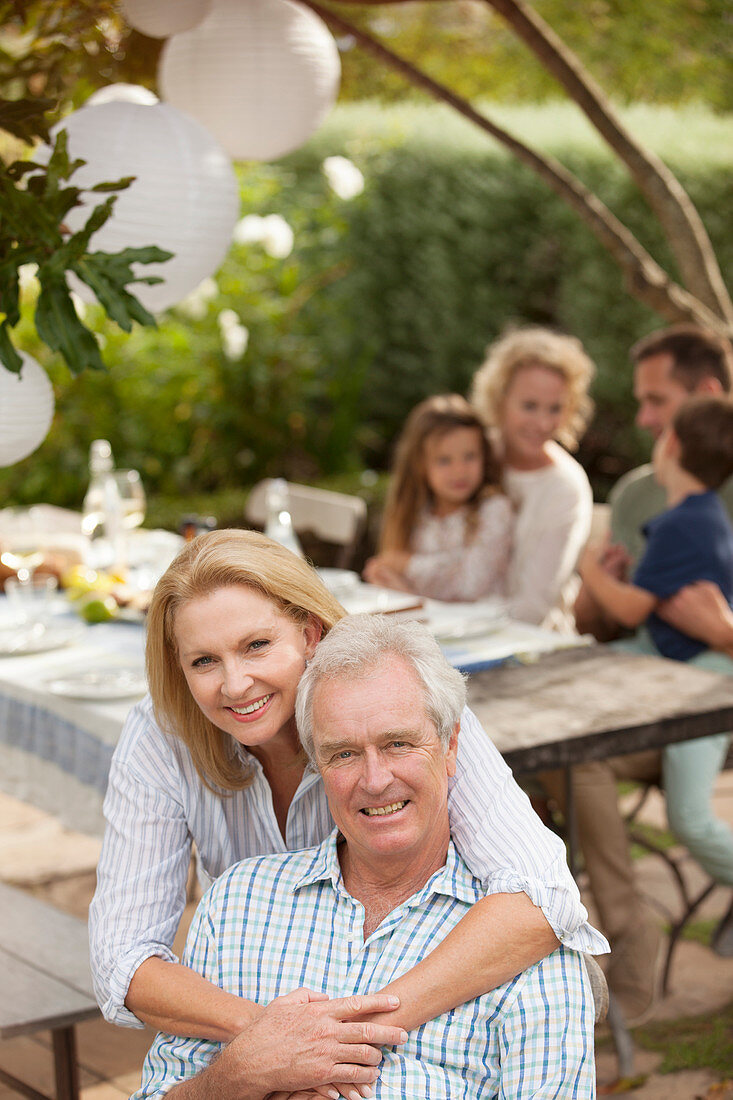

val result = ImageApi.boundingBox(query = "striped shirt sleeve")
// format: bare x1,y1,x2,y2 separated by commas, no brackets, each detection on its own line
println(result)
449,707,608,955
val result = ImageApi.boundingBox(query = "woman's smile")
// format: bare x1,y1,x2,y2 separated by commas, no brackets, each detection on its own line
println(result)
227,692,274,720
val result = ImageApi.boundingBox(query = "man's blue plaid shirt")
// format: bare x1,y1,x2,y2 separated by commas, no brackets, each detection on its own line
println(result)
133,832,596,1098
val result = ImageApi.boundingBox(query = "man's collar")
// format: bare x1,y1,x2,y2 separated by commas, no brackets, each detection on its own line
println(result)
293,829,481,907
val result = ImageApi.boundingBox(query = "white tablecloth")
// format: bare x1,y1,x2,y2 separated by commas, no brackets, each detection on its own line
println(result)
0,587,583,835
0,610,145,834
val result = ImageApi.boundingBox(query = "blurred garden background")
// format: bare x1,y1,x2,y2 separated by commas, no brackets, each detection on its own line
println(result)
2,0,731,534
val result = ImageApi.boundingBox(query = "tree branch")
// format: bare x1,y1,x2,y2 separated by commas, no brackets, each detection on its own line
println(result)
483,0,732,324
304,0,729,334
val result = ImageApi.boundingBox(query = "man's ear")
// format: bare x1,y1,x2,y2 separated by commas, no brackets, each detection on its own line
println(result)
695,376,724,397
445,721,459,778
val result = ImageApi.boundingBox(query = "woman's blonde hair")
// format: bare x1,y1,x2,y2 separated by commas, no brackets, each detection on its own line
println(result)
380,393,502,552
470,326,595,451
146,528,344,792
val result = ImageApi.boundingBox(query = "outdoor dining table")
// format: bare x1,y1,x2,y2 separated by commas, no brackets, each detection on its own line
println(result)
1,585,733,840
466,644,733,870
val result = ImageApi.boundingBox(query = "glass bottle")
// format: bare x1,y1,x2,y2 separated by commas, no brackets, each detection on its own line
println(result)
263,479,304,558
82,439,124,571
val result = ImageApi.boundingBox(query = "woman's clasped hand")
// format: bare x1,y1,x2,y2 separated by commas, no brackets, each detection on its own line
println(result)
225,989,407,1100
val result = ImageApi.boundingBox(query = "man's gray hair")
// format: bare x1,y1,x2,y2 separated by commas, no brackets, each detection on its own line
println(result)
295,613,467,764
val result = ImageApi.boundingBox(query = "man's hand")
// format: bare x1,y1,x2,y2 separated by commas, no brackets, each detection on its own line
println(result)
579,539,629,582
206,989,406,1100
658,581,733,653
598,541,631,581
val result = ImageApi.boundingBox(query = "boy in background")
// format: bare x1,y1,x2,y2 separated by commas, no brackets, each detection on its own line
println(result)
580,395,733,659
578,395,733,1014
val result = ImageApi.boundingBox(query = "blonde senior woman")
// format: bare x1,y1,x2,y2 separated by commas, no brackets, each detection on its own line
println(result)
89,529,605,1100
471,326,595,630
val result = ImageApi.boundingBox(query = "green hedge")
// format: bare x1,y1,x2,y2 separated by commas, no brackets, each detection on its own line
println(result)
4,102,731,515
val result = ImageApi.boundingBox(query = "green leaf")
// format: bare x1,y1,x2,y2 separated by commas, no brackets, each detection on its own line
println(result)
35,278,106,374
90,176,136,193
72,243,173,329
0,96,55,143
69,193,117,252
6,158,47,181
0,262,21,327
73,257,156,330
0,323,23,374
0,118,172,377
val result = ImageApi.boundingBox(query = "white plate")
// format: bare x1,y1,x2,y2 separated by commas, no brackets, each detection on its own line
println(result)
0,623,83,657
431,612,509,644
316,568,361,597
46,667,147,700
116,606,147,624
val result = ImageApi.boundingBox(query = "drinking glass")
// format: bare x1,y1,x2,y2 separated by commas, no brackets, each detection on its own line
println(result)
114,470,147,529
5,574,59,625
0,508,46,581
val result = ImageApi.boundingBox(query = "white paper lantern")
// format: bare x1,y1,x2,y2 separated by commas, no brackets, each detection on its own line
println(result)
0,353,55,467
86,83,159,107
50,100,239,313
158,0,341,162
121,0,212,38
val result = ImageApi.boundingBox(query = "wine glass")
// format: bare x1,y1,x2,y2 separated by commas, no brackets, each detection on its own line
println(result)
114,469,147,530
0,508,46,581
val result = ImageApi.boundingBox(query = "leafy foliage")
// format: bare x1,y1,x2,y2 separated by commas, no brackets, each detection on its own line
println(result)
0,0,160,112
1,0,729,117
0,127,172,375
0,94,53,142
1,103,729,515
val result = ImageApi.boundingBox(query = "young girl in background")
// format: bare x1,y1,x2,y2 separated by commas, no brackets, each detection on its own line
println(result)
363,394,513,601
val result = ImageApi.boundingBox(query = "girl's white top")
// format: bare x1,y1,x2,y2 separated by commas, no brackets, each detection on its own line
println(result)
504,441,592,632
404,494,513,602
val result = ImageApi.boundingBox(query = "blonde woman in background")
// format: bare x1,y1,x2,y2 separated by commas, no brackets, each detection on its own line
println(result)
471,326,595,631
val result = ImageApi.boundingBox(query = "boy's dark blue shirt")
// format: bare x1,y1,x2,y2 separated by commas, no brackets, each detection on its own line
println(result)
633,490,733,661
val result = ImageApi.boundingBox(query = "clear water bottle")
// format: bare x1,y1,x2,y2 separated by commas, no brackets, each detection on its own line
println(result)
263,479,304,558
82,439,124,571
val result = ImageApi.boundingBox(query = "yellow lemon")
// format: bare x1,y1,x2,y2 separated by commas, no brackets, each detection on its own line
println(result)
63,567,117,601
61,565,98,593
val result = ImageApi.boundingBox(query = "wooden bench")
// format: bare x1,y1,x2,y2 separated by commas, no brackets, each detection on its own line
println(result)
0,882,100,1100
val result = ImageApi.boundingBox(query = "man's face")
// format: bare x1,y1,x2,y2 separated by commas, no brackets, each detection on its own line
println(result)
633,352,692,440
311,656,458,871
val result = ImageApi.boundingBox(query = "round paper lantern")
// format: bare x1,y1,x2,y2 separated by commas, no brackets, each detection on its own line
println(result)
158,0,341,161
86,83,158,107
50,100,239,313
121,0,212,38
0,353,55,467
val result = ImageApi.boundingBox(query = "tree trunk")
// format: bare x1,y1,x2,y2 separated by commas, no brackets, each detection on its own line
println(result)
484,0,733,325
305,1,730,335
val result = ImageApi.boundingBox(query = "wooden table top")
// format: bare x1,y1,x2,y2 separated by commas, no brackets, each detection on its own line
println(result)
467,645,733,774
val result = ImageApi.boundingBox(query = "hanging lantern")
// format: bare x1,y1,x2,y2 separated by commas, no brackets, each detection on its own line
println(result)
51,100,239,313
158,0,341,162
86,83,159,107
0,354,55,467
121,0,212,39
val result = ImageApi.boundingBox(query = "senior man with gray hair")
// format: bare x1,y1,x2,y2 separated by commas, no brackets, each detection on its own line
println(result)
133,614,596,1099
